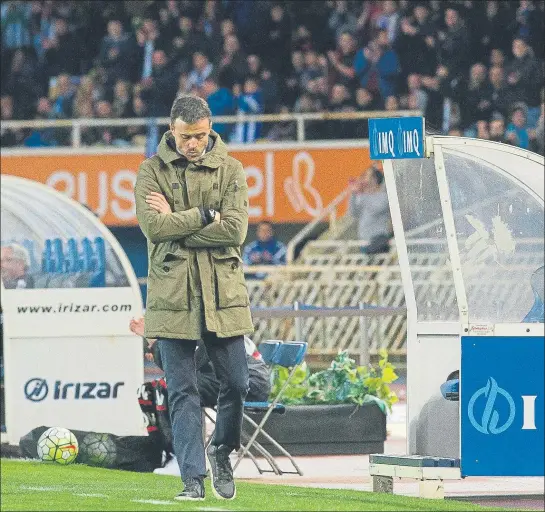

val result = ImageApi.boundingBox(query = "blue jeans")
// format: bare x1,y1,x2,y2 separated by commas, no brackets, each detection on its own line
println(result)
157,333,249,481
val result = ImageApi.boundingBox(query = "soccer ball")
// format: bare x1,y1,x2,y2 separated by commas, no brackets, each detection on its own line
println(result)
79,432,116,467
37,427,78,465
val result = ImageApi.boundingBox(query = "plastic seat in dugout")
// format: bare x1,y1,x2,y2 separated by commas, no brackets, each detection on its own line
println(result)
1,176,130,289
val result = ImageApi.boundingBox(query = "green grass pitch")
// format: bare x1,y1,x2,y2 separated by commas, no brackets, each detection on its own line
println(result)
1,459,507,511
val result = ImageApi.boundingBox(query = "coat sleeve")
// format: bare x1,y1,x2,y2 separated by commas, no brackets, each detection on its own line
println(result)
135,161,205,243
184,162,249,248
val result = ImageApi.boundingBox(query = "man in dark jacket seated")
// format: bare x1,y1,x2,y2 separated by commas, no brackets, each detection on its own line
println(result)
130,317,271,406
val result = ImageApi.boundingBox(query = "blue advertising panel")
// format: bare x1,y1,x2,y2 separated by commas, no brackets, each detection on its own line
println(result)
368,116,425,160
461,336,544,477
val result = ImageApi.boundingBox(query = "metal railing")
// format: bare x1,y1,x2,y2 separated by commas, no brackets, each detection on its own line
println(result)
286,187,352,264
251,302,406,366
2,109,421,147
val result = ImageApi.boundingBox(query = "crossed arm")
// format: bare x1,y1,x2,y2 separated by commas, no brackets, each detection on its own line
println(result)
135,162,248,247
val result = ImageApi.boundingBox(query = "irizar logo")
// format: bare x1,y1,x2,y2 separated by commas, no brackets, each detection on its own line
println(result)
468,377,537,434
24,378,124,401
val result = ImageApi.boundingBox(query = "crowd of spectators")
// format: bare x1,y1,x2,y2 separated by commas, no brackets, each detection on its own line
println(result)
1,0,544,154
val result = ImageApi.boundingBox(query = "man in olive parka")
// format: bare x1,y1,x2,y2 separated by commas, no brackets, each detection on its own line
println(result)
135,95,252,501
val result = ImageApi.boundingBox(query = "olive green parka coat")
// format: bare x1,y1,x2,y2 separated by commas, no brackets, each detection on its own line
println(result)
135,130,253,340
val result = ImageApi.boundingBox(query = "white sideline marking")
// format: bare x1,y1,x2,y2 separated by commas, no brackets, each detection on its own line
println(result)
132,499,175,506
74,493,108,498
196,508,232,511
20,485,59,491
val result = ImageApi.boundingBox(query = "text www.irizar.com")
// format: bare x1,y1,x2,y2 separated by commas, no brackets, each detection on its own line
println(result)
17,304,132,314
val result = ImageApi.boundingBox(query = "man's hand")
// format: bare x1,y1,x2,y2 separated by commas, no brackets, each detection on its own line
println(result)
130,317,145,337
146,192,172,214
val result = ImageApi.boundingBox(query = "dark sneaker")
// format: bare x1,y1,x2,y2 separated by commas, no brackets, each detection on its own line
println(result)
206,444,236,500
174,477,205,501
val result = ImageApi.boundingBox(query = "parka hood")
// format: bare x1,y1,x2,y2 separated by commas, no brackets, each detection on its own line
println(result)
156,129,228,169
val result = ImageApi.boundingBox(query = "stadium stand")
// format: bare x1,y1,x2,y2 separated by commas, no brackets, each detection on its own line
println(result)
1,0,543,153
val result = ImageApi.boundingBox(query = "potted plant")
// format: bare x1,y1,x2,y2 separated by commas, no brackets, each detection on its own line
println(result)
243,350,398,455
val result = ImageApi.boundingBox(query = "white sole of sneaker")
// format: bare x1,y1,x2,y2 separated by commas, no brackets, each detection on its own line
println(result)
206,450,236,500
174,496,205,501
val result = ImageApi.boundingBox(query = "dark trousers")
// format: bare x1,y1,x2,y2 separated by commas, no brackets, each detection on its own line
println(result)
157,332,249,481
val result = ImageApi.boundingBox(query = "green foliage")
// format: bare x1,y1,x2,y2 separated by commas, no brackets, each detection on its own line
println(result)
268,349,399,413
269,361,310,404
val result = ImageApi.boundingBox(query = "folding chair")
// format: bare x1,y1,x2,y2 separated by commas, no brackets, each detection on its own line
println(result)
234,340,307,476
203,340,307,476
203,340,284,475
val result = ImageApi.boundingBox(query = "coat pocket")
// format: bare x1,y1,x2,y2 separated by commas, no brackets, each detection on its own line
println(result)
212,252,249,309
147,255,189,311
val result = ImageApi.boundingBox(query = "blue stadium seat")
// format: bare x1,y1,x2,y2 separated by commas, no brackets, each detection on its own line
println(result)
66,238,78,273
272,342,308,367
258,341,281,365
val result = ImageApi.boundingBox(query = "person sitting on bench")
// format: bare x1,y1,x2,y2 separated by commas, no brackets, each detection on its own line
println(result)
130,317,271,407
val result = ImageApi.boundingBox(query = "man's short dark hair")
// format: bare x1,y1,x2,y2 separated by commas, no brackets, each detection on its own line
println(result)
170,94,212,125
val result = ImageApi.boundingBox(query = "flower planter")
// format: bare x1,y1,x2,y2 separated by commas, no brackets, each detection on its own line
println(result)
243,402,386,456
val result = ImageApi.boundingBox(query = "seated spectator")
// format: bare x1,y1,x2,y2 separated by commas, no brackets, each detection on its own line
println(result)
73,75,99,118
436,7,470,78
201,75,235,140
354,88,381,138
135,17,160,82
42,15,82,78
505,38,543,125
488,65,515,118
218,34,248,87
83,100,127,146
404,73,428,112
5,49,42,120
354,30,400,103
505,103,530,149
247,54,262,82
374,0,401,45
265,104,296,141
348,166,392,254
231,77,263,143
49,73,75,119
243,221,286,267
488,113,508,144
259,67,280,114
292,24,314,53
465,63,493,126
328,0,358,41
384,95,399,111
257,2,292,80
126,95,148,145
0,243,34,289
327,31,357,89
98,19,135,86
0,96,26,147
129,317,271,407
112,79,133,118
140,50,179,116
300,51,323,90
185,51,214,92
24,97,60,147
396,2,437,77
326,83,354,139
